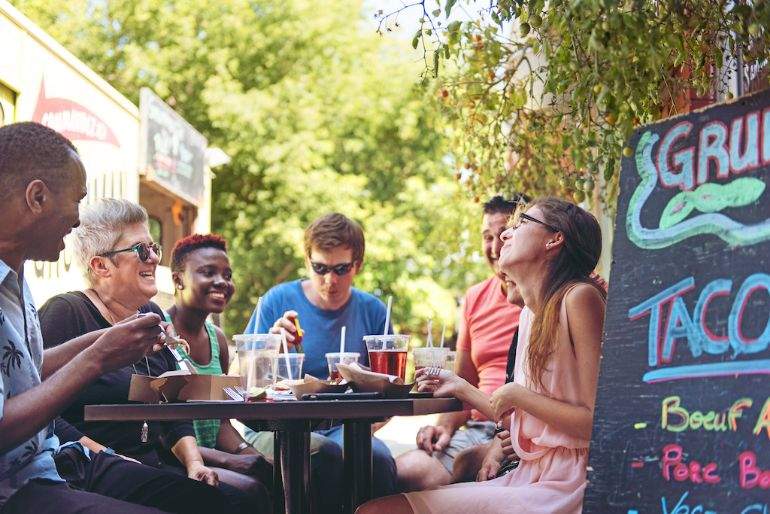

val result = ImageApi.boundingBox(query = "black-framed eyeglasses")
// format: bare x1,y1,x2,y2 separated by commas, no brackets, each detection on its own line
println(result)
99,242,162,263
310,261,355,276
513,212,559,232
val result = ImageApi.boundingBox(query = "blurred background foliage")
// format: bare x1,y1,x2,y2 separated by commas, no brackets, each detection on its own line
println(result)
14,0,492,342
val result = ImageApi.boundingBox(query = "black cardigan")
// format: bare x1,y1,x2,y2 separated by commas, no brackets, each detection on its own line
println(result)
40,291,194,466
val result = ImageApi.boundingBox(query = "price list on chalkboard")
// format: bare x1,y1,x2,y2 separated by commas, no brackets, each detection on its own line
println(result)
584,88,770,513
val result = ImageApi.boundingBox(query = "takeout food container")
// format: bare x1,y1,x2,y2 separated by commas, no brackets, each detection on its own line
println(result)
336,363,415,398
129,371,242,402
286,374,349,398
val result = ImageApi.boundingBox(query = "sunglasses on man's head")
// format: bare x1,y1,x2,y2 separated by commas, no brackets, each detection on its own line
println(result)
310,261,355,276
99,242,162,263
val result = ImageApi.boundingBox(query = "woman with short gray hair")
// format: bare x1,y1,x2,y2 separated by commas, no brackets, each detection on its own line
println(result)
71,198,150,287
37,198,268,513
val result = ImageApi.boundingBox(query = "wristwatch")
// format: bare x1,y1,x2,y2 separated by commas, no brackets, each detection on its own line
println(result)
235,442,250,454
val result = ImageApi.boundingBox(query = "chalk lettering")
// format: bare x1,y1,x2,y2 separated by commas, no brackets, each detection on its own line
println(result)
739,451,770,489
661,396,752,432
629,274,770,382
660,491,718,514
753,398,770,439
661,444,720,485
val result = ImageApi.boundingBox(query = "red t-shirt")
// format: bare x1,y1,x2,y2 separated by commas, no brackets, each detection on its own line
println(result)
456,276,521,420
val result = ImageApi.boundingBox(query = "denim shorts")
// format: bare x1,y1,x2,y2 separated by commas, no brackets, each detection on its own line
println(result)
435,420,497,473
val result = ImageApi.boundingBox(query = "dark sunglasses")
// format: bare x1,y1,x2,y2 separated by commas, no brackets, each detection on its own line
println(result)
512,212,559,232
100,242,162,263
310,261,355,276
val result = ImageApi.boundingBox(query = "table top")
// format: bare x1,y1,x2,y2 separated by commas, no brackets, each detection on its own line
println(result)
85,397,463,422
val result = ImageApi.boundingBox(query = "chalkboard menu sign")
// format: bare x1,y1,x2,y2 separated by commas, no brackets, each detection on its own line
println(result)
139,88,207,204
584,88,770,513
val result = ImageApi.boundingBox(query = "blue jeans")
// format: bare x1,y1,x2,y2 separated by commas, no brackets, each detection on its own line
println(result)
314,425,398,500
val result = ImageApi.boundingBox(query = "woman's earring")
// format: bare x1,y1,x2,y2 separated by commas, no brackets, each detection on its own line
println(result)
177,284,184,290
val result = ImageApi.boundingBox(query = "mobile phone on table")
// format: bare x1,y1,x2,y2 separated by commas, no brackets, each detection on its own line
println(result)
300,392,381,401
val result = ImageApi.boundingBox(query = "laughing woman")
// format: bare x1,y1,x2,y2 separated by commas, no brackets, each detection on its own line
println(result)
164,234,272,500
357,197,606,514
38,199,267,514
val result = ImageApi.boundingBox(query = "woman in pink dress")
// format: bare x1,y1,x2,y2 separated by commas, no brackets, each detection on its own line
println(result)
358,197,606,514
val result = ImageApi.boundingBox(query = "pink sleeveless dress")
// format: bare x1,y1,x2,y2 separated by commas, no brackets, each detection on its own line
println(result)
404,300,596,514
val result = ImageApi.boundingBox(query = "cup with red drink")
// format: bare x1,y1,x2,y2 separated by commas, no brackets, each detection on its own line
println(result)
363,334,411,381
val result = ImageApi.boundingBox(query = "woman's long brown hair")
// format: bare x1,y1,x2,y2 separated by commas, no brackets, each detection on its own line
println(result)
523,197,605,390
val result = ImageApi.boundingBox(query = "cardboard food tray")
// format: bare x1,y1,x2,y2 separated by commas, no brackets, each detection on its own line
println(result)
336,363,415,398
287,375,349,398
129,372,242,402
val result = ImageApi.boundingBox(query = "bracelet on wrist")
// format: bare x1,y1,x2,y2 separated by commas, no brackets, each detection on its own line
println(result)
235,441,250,454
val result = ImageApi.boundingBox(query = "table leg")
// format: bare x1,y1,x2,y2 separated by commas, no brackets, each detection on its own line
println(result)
273,431,284,514
278,423,311,514
343,421,373,514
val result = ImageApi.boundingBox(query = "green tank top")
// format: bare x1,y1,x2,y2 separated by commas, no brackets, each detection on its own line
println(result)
164,312,222,449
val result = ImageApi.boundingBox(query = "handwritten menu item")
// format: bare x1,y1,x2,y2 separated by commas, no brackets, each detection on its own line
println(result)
139,87,207,204
583,88,770,513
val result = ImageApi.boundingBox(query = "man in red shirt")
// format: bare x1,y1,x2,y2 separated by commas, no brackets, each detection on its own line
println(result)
396,195,525,491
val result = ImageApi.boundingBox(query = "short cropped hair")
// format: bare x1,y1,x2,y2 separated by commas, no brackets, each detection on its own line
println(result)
72,199,148,285
482,194,530,216
171,233,227,273
303,213,365,264
0,122,79,198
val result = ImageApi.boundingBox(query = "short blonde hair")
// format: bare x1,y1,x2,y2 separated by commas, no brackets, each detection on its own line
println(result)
72,198,148,285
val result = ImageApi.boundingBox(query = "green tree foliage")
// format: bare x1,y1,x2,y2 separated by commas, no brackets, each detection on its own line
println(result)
14,0,490,338
383,0,770,206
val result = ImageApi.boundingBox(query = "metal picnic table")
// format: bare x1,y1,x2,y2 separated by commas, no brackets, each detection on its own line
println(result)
85,397,463,514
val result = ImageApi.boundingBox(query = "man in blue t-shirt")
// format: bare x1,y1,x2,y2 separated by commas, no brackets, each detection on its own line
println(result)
242,213,397,508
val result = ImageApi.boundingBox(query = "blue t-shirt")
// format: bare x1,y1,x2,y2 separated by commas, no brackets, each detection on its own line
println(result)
244,280,388,379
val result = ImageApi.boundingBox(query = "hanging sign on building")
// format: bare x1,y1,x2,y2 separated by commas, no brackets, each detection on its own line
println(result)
139,87,207,204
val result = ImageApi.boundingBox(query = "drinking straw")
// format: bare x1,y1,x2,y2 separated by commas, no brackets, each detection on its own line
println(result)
383,296,393,335
281,332,293,380
254,296,263,332
426,318,433,347
340,325,346,353
439,321,446,348
382,295,393,350
247,296,262,390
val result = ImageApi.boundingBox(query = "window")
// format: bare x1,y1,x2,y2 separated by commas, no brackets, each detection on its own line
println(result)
0,83,15,126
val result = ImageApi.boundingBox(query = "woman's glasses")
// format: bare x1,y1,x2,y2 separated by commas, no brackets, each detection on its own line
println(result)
310,261,355,276
100,242,162,263
511,212,559,232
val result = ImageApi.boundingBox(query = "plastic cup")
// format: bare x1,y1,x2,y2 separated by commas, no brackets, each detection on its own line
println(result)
363,334,410,381
325,352,360,381
233,334,281,390
443,351,457,371
413,347,450,374
273,353,305,382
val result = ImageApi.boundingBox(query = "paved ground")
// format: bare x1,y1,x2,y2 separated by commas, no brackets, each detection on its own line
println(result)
233,414,435,458
375,415,437,457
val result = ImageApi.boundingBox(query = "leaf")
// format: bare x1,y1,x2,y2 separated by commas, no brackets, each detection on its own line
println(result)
659,192,695,229
445,0,458,17
412,35,419,49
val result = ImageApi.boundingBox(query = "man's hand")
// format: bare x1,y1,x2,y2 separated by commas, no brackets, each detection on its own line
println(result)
187,461,219,486
415,425,453,456
87,313,163,373
476,439,504,482
269,310,301,347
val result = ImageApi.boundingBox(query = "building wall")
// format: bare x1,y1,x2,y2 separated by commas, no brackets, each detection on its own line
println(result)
0,0,210,308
